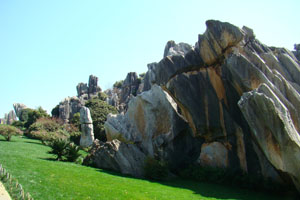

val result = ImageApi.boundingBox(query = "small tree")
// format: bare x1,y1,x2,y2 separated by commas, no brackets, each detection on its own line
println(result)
0,124,23,141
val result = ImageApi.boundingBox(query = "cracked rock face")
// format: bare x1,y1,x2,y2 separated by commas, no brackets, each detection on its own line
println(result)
89,19,300,192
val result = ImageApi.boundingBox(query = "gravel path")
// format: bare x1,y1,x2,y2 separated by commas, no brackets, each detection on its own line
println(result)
0,181,11,200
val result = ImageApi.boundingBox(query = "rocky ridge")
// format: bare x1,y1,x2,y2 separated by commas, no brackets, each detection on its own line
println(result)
87,20,300,193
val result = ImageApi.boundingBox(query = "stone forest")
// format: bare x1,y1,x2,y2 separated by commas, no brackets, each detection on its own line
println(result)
1,20,300,199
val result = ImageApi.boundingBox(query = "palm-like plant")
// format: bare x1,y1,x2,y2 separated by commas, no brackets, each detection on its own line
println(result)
48,139,68,160
65,143,81,162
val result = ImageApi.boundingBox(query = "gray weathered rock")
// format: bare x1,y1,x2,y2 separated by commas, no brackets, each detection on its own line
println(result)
198,142,229,168
163,40,193,58
85,139,146,177
76,83,88,97
89,20,300,192
76,75,102,100
6,110,17,125
59,97,83,123
88,75,101,97
238,83,300,191
80,106,94,147
13,103,27,119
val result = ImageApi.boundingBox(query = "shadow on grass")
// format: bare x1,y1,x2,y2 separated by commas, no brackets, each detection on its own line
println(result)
97,169,295,200
24,141,46,146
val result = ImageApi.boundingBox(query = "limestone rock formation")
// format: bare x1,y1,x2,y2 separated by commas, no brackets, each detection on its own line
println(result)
6,110,17,125
85,139,146,177
103,84,201,171
88,19,300,192
106,72,143,113
163,41,193,58
59,97,83,123
80,106,94,147
13,103,27,119
239,84,300,191
76,75,102,100
293,43,300,62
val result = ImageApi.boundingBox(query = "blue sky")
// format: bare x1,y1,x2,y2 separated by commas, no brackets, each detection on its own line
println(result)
0,0,299,117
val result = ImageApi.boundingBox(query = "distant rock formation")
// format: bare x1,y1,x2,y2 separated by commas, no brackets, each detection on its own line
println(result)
77,75,101,100
87,20,300,193
1,110,17,125
57,75,101,123
293,43,300,61
13,103,27,119
106,72,143,113
79,106,94,147
59,97,83,123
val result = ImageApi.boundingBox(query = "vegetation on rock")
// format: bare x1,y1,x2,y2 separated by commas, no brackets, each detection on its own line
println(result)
85,98,117,141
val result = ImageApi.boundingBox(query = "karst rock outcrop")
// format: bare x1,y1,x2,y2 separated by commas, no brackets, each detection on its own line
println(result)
13,103,27,119
88,20,300,192
80,106,94,147
58,97,83,123
77,75,102,100
57,75,101,123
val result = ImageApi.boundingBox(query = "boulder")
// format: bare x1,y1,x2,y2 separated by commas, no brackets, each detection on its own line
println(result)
80,106,94,147
85,139,146,177
198,142,229,168
105,85,189,156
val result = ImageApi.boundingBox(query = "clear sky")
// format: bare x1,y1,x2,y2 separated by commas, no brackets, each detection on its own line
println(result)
0,0,299,117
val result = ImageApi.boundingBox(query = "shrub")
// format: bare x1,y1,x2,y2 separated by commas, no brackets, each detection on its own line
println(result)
51,105,60,118
85,98,117,141
20,107,49,128
27,118,81,144
70,112,80,130
48,139,68,160
113,80,124,88
11,120,26,131
98,92,108,101
65,143,81,162
47,139,81,162
0,124,23,141
143,157,169,180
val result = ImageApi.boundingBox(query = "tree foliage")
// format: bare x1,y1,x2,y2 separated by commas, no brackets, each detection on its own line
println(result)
19,107,49,128
113,80,124,88
51,104,60,118
85,98,118,141
0,124,23,141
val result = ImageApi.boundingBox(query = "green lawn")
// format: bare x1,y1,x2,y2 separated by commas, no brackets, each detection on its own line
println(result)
0,136,289,200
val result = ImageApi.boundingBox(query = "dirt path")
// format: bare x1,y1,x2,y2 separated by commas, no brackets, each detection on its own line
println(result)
0,181,11,200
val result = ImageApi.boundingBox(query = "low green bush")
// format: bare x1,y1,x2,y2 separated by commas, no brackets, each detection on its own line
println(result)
47,139,81,162
143,157,169,180
0,124,23,141
48,139,69,161
65,143,81,162
27,118,80,144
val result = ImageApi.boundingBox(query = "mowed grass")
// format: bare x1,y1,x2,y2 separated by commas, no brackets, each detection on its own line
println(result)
0,136,288,200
